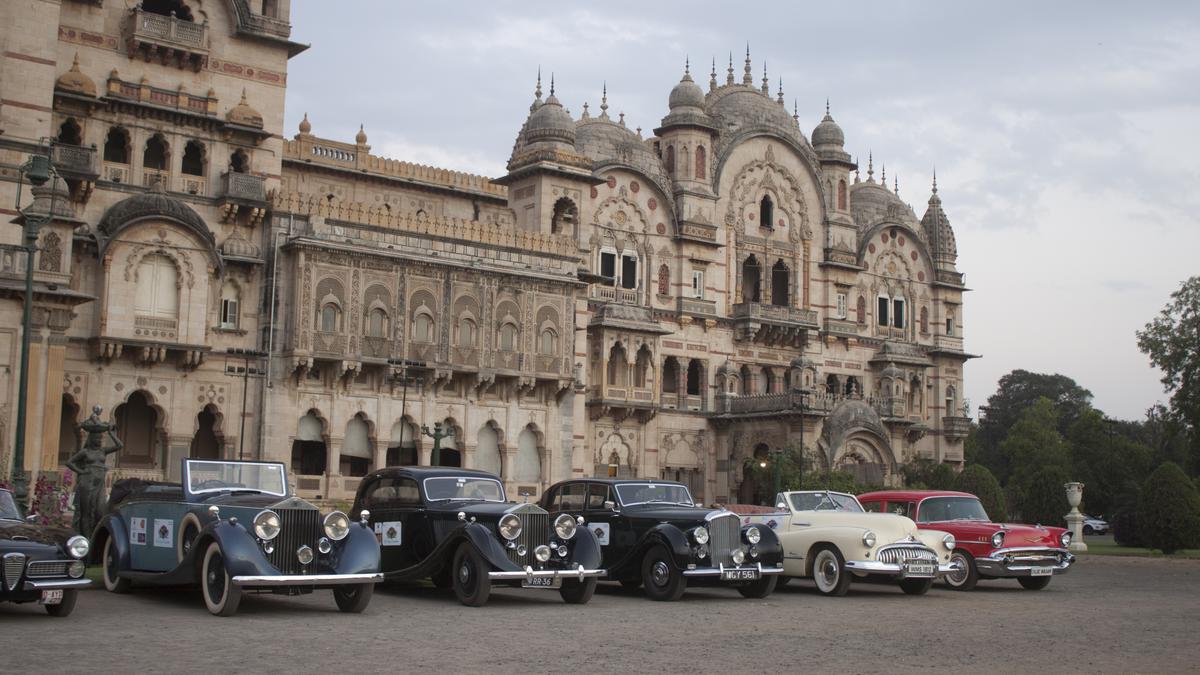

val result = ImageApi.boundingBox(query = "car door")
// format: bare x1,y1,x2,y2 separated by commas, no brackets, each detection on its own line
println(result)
361,476,423,571
127,498,187,572
583,483,632,570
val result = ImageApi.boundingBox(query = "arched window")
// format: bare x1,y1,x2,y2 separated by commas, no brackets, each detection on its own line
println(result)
857,296,867,325
680,146,691,179
825,373,840,395
181,140,205,176
135,254,178,320
695,145,706,180
230,149,249,173
515,426,541,484
143,134,169,171
946,311,956,336
845,376,860,398
771,260,790,307
538,328,556,355
920,306,929,334
742,255,762,303
662,357,679,394
387,418,419,466
458,317,477,347
219,280,239,329
475,422,502,477
837,180,847,210
945,385,957,416
413,313,434,342
115,391,161,468
292,411,327,475
740,364,753,395
342,414,372,477
367,308,389,338
498,322,518,351
665,145,676,175
189,405,221,460
103,127,129,164
58,395,81,464
892,296,906,328
320,303,340,332
142,0,194,21
607,343,627,387
760,195,774,229
686,359,702,396
57,118,82,146
550,198,577,235
634,345,652,388
657,264,670,296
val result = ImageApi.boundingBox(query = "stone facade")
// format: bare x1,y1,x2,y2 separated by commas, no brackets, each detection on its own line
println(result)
0,4,973,505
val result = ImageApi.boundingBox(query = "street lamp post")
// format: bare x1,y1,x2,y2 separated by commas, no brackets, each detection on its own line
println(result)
9,150,59,507
792,386,811,492
387,358,425,463
225,348,267,460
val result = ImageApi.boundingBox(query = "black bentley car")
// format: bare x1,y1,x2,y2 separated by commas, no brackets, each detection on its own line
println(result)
541,479,784,601
1,488,92,616
351,467,605,607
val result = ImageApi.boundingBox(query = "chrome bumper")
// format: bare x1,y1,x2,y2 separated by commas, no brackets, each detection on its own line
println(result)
975,551,1075,578
488,564,606,581
682,562,785,578
22,578,93,591
231,573,383,587
844,560,961,578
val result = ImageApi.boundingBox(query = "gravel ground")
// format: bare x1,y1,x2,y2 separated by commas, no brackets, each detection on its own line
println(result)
2,555,1197,674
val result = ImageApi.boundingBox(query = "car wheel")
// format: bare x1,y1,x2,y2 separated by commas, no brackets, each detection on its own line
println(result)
736,575,778,599
899,578,934,595
811,546,851,597
641,545,686,601
776,576,791,588
944,549,979,591
333,583,374,613
178,523,199,564
44,589,78,617
451,542,491,607
618,578,642,591
102,536,131,594
1083,525,1094,535
1018,575,1052,591
559,578,598,604
201,541,243,616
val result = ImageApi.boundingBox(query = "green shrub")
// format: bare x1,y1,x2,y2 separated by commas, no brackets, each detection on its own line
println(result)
1137,462,1200,554
955,464,1008,522
1111,481,1143,547
1019,466,1071,526
927,463,958,490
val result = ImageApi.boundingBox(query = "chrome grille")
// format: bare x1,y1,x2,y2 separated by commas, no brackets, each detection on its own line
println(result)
3,553,26,591
26,560,69,579
877,545,937,565
265,508,321,574
708,512,740,565
504,504,549,567
1003,548,1065,565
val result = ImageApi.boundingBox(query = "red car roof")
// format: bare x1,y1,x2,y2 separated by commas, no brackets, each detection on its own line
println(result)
858,490,976,500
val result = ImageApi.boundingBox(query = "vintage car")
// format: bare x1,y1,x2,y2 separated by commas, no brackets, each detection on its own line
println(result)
93,459,382,616
735,490,957,596
351,467,605,607
1083,514,1109,535
858,489,1076,590
540,479,784,601
0,487,91,616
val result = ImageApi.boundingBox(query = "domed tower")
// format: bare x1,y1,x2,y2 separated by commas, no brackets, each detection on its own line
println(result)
920,173,959,274
812,101,857,265
654,61,721,248
496,73,598,234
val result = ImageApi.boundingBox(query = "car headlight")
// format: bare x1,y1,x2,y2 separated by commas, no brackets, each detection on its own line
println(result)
862,531,876,548
745,526,762,545
991,531,1005,548
1060,531,1072,547
66,535,89,559
254,510,281,541
323,511,350,541
499,514,522,541
554,514,577,540
534,545,552,562
68,560,85,578
692,526,710,545
942,534,955,551
731,548,746,565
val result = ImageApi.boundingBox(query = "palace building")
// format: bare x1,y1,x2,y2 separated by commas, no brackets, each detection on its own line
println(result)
0,0,973,506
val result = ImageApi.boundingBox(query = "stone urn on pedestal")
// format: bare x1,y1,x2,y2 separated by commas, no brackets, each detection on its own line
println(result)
1064,481,1088,552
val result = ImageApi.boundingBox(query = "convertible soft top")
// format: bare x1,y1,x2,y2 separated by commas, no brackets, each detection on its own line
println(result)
107,478,183,510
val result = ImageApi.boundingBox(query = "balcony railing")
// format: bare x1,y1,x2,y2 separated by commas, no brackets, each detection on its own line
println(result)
51,143,97,178
823,317,859,336
732,302,819,326
677,296,717,317
127,8,209,70
731,302,819,345
943,415,971,441
591,285,640,304
715,389,905,419
931,334,965,353
219,172,267,203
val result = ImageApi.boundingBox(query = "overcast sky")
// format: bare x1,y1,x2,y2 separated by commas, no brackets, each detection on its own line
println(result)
283,1,1200,422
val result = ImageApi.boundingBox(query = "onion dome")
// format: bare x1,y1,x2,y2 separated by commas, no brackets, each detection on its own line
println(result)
880,360,904,381
811,102,844,149
668,61,705,110
221,229,261,259
658,62,717,134
355,124,368,145
298,112,312,135
920,172,958,264
790,355,816,370
523,76,576,147
226,89,263,129
55,53,97,97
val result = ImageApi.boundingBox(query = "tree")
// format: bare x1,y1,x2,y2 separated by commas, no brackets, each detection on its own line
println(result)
1020,467,1071,526
977,370,1093,482
1066,408,1154,516
1001,398,1072,498
1137,277,1200,476
1137,462,1200,554
955,464,1008,521
900,459,957,490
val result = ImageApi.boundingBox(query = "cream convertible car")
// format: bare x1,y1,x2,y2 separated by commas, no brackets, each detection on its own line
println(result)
739,491,958,596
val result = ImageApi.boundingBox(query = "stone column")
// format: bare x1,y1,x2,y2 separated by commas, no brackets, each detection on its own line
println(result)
1064,481,1088,552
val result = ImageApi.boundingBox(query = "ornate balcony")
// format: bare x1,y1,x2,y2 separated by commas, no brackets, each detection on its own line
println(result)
51,143,97,180
586,385,658,422
943,416,971,441
731,302,819,347
676,296,717,319
823,317,859,338
126,8,209,71
217,172,268,225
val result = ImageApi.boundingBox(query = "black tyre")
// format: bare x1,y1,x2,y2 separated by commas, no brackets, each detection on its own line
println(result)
201,541,242,616
559,578,597,604
178,522,199,563
776,576,791,588
641,545,686,601
1083,525,1094,535
1018,575,1052,590
736,575,778,599
944,549,979,591
44,589,78,617
101,536,131,594
451,543,491,607
810,546,851,597
333,583,374,613
899,578,934,595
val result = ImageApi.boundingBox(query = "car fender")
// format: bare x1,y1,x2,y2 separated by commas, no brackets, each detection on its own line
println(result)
193,520,276,578
642,523,692,568
328,521,381,575
461,520,517,570
567,523,603,570
745,523,784,564
91,513,130,568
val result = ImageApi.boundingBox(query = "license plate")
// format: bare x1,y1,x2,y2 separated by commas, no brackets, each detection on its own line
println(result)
721,568,760,581
1030,567,1054,577
39,590,63,605
904,563,936,577
522,576,560,589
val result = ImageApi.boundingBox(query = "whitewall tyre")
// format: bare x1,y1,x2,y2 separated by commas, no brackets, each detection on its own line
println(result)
811,546,851,596
201,541,242,616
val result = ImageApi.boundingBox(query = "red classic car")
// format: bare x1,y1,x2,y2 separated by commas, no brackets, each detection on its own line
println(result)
857,490,1075,591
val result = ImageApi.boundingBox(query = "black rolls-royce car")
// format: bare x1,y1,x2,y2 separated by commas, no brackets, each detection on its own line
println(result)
351,467,605,607
1,487,92,616
541,479,784,601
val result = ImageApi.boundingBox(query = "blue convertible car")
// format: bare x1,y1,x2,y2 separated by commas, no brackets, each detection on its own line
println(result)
93,458,382,616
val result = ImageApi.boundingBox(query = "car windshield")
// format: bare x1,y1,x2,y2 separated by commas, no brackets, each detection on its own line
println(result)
918,496,990,523
423,477,506,502
186,460,287,496
0,490,19,520
788,491,863,512
614,483,694,507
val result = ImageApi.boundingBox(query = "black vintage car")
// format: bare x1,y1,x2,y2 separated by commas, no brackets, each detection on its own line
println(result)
0,488,92,616
93,459,382,616
541,479,784,601
351,467,605,607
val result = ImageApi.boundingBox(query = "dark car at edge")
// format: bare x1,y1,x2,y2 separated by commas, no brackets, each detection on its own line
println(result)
1,488,92,616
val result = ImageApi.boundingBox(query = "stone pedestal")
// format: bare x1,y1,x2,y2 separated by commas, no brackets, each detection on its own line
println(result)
1065,481,1088,552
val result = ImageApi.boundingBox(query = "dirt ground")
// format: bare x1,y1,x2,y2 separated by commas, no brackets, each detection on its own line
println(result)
2,554,1197,674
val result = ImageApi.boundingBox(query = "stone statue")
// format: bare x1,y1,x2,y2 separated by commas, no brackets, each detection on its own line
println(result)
65,405,123,537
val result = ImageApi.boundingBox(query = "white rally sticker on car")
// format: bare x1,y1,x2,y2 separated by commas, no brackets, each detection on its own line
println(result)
130,517,147,545
590,522,610,546
374,521,402,546
153,519,173,548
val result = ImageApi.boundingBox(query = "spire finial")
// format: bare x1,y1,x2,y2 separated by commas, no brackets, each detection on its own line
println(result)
549,73,555,96
600,81,609,119
894,175,899,196
777,77,784,103
881,163,887,189
932,167,938,194
685,56,690,76
743,44,753,85
581,101,590,119
793,98,799,126
710,57,717,90
826,97,830,115
761,61,769,94
299,111,311,134
867,152,874,182
854,157,861,184
618,111,625,127
535,67,542,98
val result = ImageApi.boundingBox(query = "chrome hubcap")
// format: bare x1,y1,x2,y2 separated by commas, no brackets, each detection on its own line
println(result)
949,555,967,584
818,556,837,587
651,561,670,586
458,562,471,585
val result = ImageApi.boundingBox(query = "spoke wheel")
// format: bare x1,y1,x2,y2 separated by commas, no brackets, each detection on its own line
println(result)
944,550,978,591
451,542,491,607
201,541,242,616
640,545,686,601
102,536,131,594
811,546,851,597
44,589,78,617
334,583,375,613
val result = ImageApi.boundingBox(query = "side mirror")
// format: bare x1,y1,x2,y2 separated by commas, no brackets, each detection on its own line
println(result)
776,502,787,511
603,500,617,511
